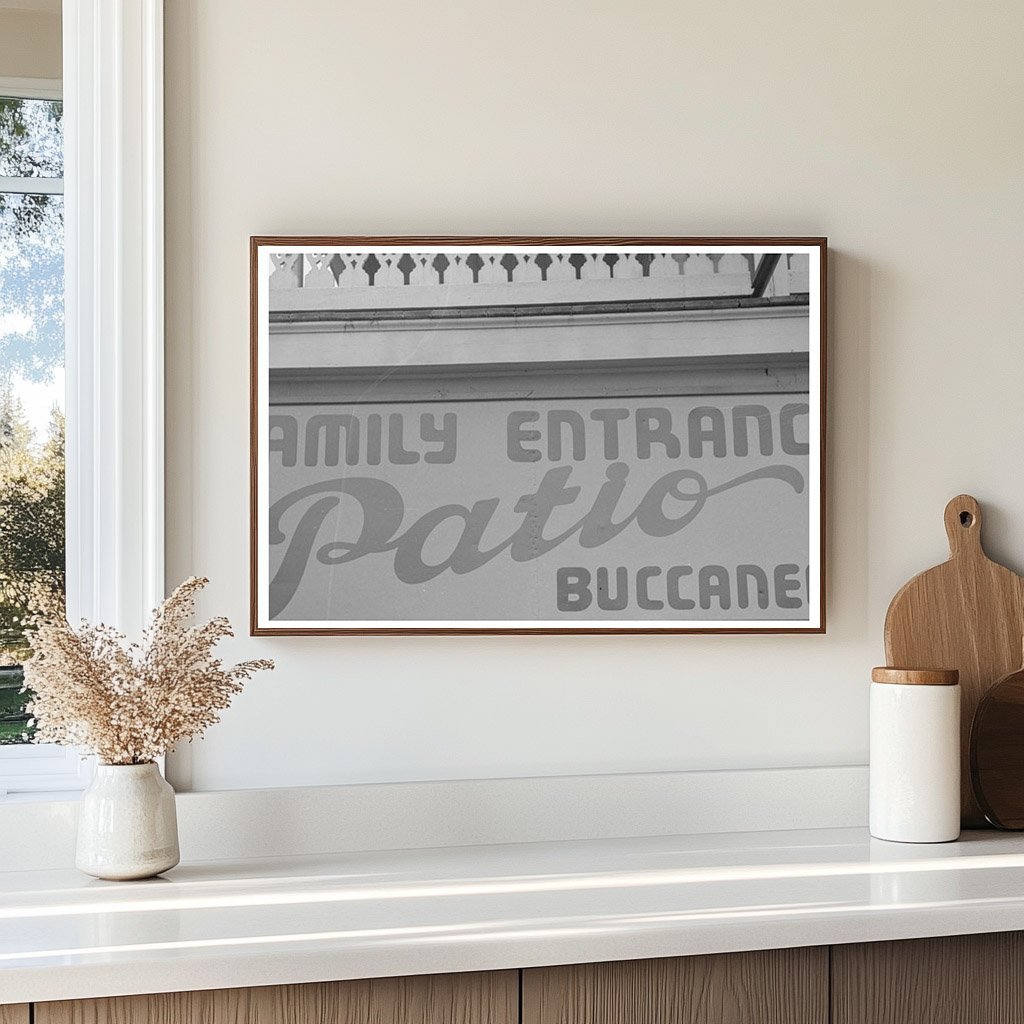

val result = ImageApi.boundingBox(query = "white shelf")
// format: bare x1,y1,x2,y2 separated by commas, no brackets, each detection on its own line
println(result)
4,826,1024,1004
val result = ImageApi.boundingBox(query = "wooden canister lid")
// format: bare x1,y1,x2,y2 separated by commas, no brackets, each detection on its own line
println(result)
871,667,959,686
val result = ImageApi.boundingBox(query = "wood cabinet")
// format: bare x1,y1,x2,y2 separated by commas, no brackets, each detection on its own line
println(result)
832,932,1024,1024
35,972,517,1024
17,934,1024,1024
522,948,828,1024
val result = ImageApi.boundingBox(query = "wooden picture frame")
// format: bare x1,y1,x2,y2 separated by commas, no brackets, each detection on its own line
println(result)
251,236,827,635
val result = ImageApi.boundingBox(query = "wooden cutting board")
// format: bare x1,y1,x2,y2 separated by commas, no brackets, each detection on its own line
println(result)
884,494,1024,827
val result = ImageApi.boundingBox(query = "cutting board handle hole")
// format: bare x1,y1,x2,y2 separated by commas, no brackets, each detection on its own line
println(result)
944,495,983,555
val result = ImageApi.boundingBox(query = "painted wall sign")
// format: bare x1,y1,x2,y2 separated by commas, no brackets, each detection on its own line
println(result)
251,238,826,634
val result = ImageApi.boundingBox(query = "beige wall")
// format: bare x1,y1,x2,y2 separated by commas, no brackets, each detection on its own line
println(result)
0,9,60,81
164,0,1024,790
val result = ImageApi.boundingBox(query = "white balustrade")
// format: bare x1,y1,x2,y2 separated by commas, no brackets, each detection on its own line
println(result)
576,254,604,281
336,254,360,286
446,254,475,285
372,255,400,287
543,254,575,282
408,254,433,286
612,253,643,280
517,254,545,283
304,253,336,288
683,253,714,278
646,254,679,279
269,253,303,289
477,254,506,285
718,253,748,276
266,250,797,298
699,252,755,296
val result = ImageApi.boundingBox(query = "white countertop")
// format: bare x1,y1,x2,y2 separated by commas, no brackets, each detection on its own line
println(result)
4,826,1024,1004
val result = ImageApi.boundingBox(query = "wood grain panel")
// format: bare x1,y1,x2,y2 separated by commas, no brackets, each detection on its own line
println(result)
37,971,517,1024
884,493,1024,826
833,933,1024,1024
522,949,828,1024
0,1007,29,1024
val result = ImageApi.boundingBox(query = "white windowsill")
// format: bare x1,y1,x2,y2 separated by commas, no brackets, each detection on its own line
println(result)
0,744,94,799
0,789,87,804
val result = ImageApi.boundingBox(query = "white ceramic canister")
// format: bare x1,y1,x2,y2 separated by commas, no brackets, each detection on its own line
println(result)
870,667,961,843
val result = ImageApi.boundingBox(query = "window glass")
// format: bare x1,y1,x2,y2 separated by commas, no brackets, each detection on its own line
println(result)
0,97,63,178
0,96,64,745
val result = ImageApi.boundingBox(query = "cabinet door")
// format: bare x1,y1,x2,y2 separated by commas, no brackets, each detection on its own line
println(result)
36,971,517,1024
0,1007,29,1024
523,949,828,1024
832,933,1024,1024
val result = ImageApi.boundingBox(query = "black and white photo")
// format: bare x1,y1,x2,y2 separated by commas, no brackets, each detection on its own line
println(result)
251,238,826,634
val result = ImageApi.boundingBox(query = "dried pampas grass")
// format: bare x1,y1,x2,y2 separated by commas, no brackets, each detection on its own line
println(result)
23,577,273,765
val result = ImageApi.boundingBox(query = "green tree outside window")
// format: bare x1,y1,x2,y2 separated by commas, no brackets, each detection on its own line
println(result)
0,95,65,743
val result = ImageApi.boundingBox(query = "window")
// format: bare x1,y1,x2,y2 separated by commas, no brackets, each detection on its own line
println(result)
0,5,165,799
0,79,81,797
0,86,64,742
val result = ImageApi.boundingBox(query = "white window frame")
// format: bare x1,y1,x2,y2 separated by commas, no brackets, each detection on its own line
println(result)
0,0,164,799
0,77,61,102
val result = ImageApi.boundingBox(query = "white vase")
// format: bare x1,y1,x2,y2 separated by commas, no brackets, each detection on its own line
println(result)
76,762,180,880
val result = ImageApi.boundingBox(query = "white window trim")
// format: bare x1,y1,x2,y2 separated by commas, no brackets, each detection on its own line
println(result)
0,76,61,101
0,1,165,798
0,78,64,197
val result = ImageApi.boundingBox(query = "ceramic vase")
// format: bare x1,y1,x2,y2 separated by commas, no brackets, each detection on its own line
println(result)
76,762,180,880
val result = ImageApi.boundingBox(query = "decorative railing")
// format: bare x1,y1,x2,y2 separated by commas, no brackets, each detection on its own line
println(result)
270,251,810,296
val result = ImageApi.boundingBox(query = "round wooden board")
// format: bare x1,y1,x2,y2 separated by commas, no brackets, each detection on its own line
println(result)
971,663,1024,829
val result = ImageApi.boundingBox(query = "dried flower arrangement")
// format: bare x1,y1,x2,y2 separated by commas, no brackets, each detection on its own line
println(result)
23,577,273,765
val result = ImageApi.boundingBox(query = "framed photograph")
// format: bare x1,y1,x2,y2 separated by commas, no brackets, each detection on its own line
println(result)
250,237,826,635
